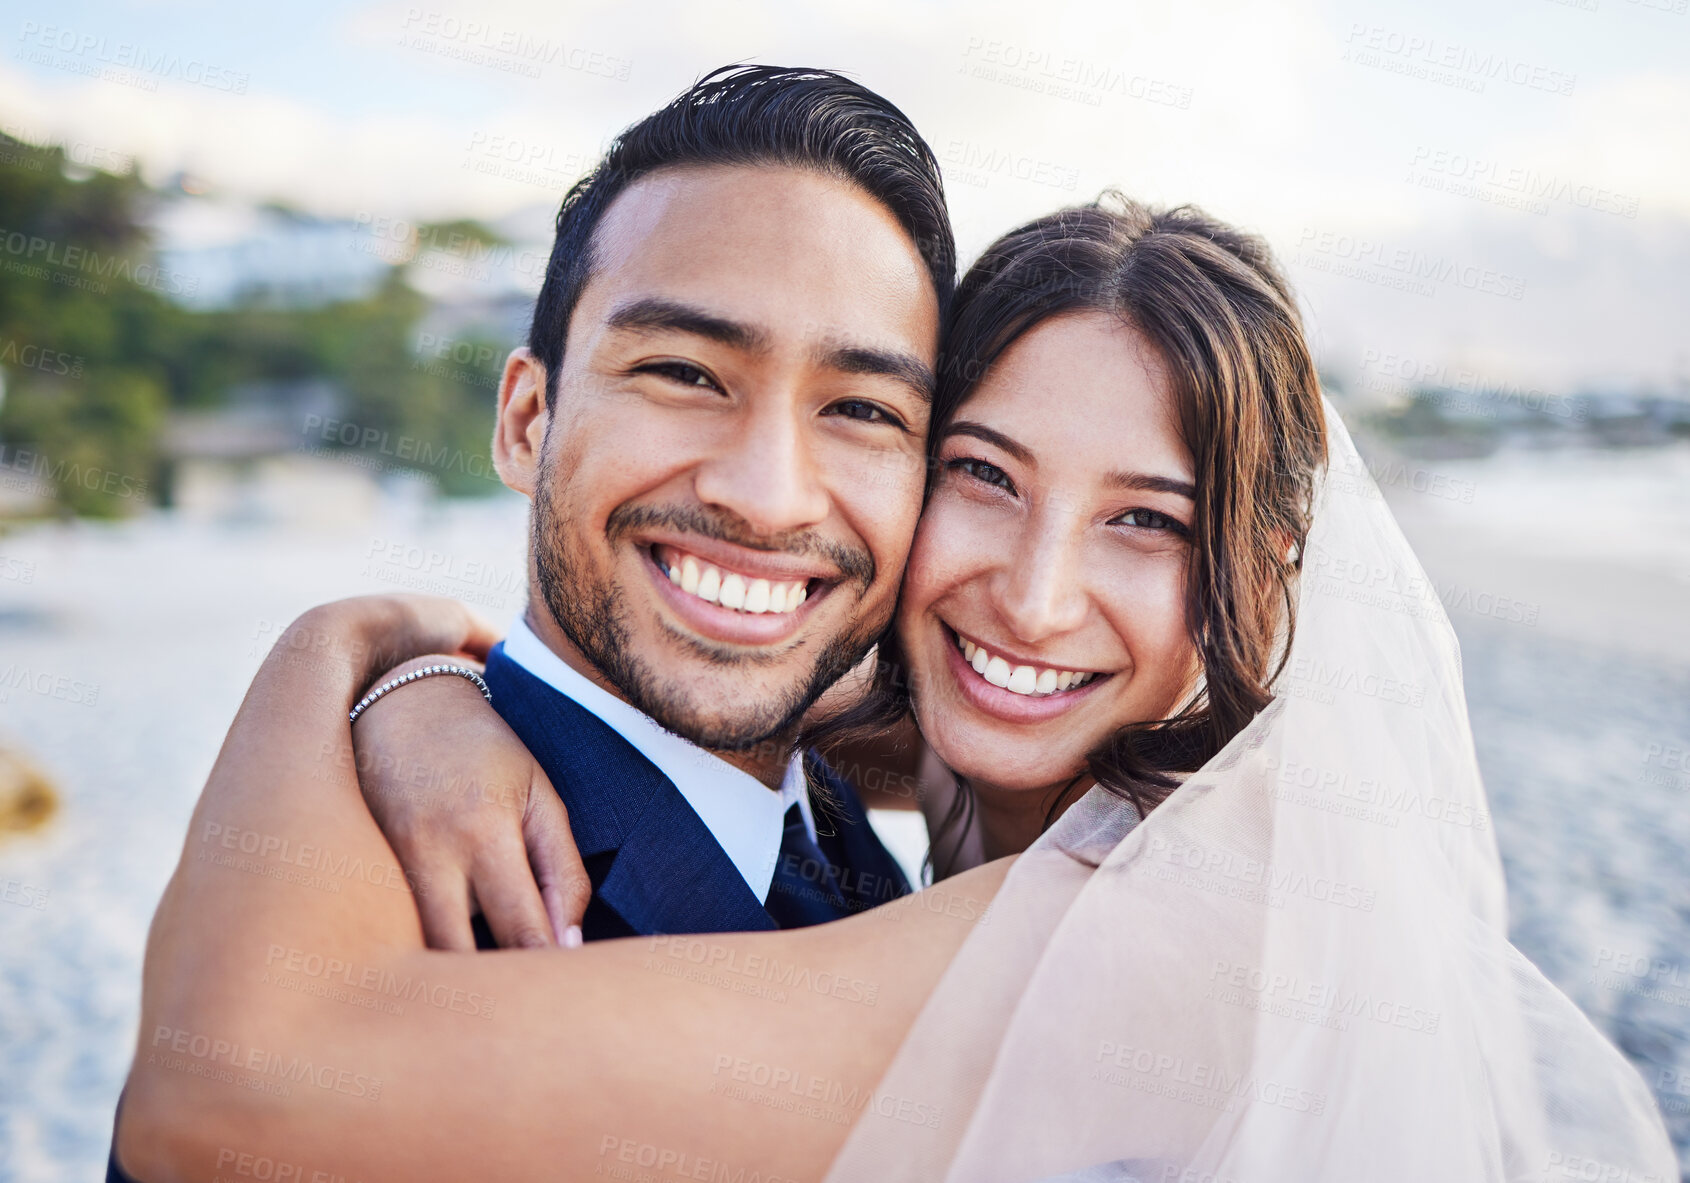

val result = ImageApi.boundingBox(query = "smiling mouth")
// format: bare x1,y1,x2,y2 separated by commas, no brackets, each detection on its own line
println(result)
653,544,815,616
950,627,1107,698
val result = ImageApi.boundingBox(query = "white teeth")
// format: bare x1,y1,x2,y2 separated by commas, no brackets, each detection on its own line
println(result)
746,579,772,614
696,565,721,603
954,632,1098,698
663,551,810,616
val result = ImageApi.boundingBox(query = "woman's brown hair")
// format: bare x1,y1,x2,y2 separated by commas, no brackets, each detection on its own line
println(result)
805,193,1328,841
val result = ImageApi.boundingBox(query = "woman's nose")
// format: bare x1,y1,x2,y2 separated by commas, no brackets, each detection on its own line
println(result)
990,517,1089,644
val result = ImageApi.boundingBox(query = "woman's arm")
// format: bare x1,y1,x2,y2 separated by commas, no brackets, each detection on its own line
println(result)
116,601,1008,1183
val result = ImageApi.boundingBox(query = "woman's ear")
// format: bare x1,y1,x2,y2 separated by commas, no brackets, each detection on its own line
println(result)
1276,529,1302,569
493,347,549,496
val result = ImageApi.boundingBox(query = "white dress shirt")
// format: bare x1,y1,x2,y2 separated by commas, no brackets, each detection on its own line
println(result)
501,616,817,903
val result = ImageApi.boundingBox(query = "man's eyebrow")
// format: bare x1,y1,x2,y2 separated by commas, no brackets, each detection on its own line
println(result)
819,343,935,405
605,297,769,352
1104,469,1197,500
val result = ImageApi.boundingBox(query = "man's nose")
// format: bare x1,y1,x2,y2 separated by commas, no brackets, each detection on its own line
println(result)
990,515,1089,644
692,399,830,536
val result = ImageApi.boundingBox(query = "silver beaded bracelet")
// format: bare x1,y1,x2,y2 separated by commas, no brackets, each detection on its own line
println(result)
348,663,492,724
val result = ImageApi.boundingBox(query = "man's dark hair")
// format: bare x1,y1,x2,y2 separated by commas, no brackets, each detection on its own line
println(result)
527,64,955,406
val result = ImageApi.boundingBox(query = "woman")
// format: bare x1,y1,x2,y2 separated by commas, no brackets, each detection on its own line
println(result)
113,197,1673,1181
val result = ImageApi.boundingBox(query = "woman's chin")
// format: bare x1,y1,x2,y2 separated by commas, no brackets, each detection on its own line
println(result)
921,723,1082,794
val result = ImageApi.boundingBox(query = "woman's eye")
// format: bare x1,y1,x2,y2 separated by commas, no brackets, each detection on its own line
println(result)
639,361,718,390
947,456,1015,493
827,399,904,428
1116,508,1186,533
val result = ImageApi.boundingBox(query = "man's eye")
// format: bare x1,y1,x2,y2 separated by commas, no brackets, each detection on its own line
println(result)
638,361,718,390
947,456,1015,493
827,399,905,428
1116,508,1186,533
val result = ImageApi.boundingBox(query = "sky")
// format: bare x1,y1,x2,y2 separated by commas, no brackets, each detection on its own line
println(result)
2,0,1686,394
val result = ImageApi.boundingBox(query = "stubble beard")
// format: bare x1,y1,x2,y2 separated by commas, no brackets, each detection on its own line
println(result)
529,451,884,753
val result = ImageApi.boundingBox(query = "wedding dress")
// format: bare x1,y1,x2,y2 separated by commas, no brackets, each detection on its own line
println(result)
827,402,1676,1182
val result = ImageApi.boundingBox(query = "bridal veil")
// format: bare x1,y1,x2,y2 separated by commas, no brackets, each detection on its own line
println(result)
827,402,1676,1182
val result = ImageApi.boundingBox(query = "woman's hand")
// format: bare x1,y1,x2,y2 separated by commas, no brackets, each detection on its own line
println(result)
278,594,501,693
351,655,593,951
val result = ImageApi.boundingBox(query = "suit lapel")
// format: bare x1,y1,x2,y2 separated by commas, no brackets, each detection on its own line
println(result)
483,645,774,936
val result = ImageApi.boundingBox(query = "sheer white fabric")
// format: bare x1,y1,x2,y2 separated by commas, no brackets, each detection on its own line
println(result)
828,403,1675,1182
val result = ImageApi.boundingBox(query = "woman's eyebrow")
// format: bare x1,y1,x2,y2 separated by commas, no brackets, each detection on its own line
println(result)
944,421,1032,463
1105,470,1196,500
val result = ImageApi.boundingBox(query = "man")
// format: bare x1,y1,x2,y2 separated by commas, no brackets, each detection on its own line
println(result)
106,62,949,1180
344,64,953,947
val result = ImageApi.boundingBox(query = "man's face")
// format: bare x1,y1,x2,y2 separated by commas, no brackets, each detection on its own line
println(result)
507,164,938,752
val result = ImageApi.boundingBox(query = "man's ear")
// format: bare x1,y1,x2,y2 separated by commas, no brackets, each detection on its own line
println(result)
493,347,549,496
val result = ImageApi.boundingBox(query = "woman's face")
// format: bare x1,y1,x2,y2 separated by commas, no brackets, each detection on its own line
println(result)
897,311,1202,793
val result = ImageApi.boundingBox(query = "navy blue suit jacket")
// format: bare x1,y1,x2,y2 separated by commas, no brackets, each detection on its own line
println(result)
479,642,911,938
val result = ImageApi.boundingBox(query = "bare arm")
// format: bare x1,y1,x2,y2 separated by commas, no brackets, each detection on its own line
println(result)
117,598,1007,1183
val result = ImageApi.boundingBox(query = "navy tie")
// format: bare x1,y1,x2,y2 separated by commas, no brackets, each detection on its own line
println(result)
765,803,855,927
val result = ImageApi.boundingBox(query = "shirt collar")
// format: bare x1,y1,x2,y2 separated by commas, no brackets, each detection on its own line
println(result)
501,616,814,902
